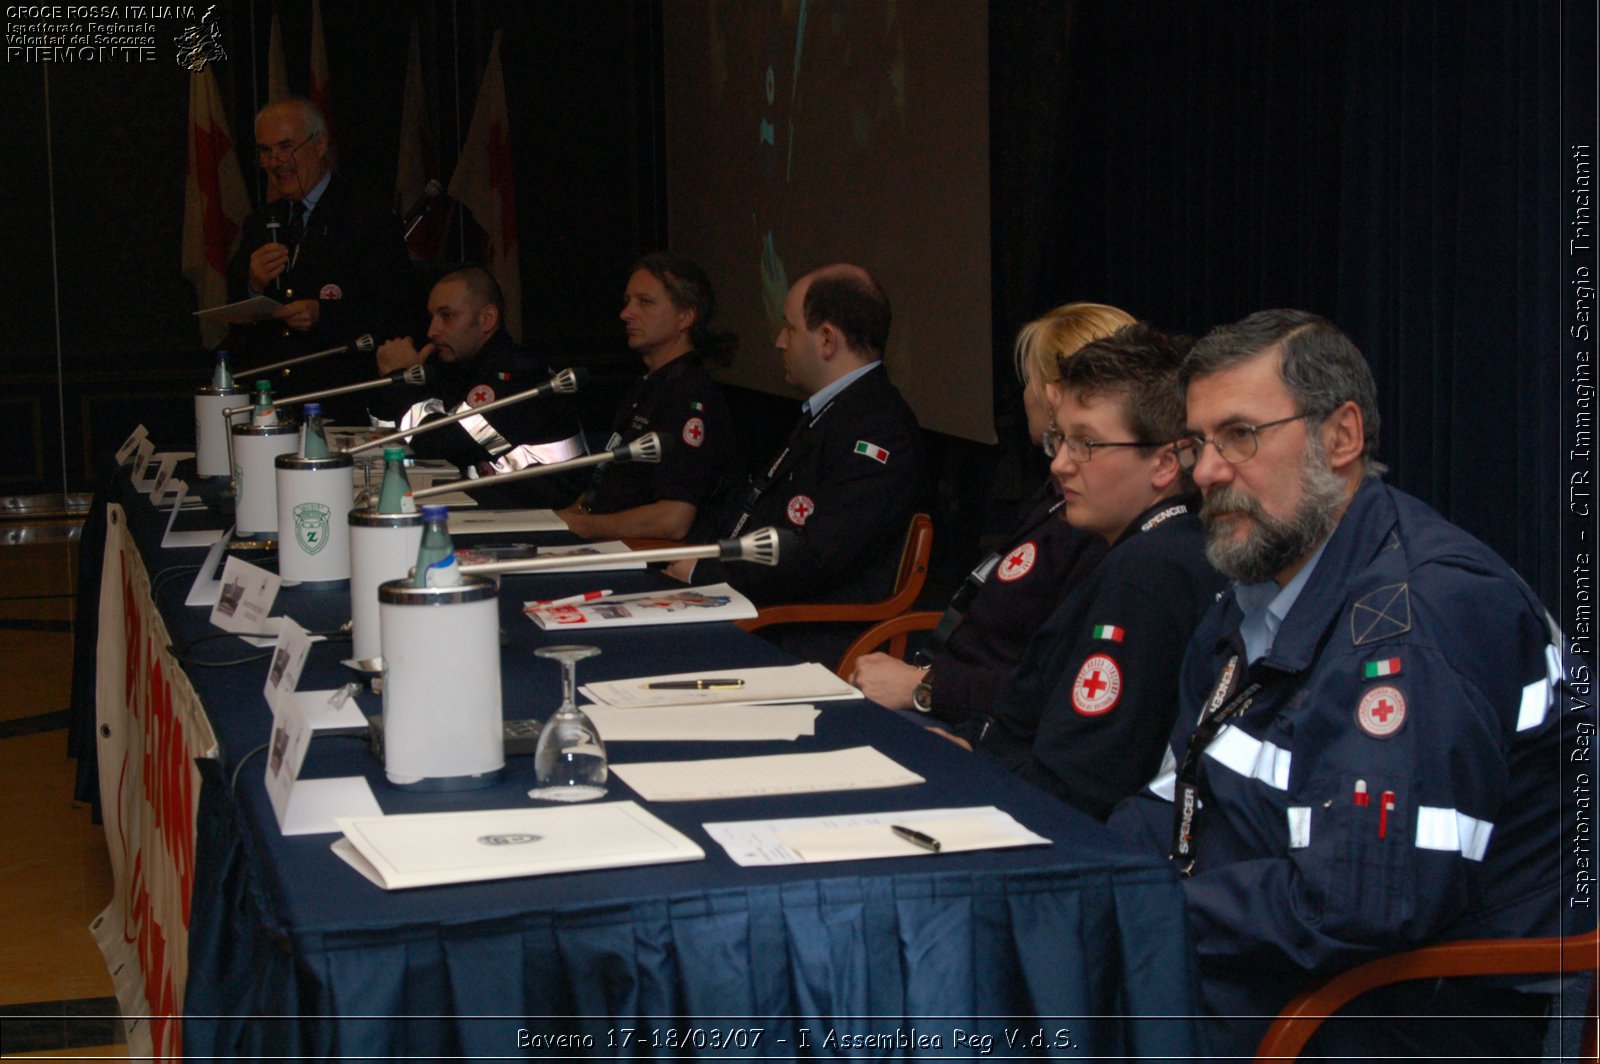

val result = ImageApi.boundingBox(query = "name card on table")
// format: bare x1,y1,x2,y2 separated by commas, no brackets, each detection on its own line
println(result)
209,556,281,636
160,481,227,550
263,617,380,836
114,425,148,466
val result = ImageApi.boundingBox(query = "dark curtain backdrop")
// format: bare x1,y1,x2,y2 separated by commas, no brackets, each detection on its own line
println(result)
992,0,1575,609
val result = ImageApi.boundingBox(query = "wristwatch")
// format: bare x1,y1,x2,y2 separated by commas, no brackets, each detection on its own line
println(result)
911,674,934,714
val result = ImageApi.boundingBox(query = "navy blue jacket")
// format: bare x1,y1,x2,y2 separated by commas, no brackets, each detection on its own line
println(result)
923,487,1105,729
1109,479,1590,1056
974,493,1225,819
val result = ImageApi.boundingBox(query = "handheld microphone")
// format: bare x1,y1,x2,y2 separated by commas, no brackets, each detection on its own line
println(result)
455,525,789,579
347,366,590,457
264,219,284,294
410,430,660,501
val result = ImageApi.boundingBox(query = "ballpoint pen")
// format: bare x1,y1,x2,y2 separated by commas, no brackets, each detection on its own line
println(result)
646,678,746,690
891,824,942,853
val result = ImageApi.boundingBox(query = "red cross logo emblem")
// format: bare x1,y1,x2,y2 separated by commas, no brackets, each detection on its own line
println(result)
1357,684,1406,737
786,494,815,527
467,384,495,407
1072,653,1122,716
682,416,705,449
997,541,1037,582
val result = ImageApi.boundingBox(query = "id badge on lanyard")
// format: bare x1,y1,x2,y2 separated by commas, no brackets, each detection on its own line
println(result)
1168,653,1261,875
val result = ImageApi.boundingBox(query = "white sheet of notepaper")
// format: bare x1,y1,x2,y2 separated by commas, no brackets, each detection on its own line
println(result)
583,703,819,742
581,662,860,708
609,746,922,802
702,806,1049,867
447,508,568,534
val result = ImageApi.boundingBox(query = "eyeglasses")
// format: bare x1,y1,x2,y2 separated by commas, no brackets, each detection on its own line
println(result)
1042,427,1164,462
255,132,319,163
1174,413,1314,471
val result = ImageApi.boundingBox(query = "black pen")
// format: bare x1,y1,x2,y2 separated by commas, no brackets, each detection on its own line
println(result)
646,678,746,690
891,824,942,853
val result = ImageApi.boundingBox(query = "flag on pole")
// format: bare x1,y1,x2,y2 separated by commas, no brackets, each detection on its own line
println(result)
396,17,445,261
182,66,252,348
309,0,339,170
266,9,291,102
448,30,521,337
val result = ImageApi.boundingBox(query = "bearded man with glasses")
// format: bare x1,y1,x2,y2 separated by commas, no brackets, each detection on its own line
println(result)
224,97,413,418
1108,309,1586,1060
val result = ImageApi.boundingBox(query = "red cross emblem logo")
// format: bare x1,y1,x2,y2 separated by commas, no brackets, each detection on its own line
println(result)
1356,684,1407,738
997,541,1037,582
319,283,343,300
682,416,705,449
1072,653,1122,716
786,494,815,527
467,384,495,407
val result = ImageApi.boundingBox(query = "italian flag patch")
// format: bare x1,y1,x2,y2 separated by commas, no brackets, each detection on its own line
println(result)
853,440,890,464
497,371,512,381
1363,657,1402,678
690,401,704,411
1092,624,1125,642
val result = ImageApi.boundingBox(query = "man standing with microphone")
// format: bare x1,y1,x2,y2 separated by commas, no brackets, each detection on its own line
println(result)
225,98,414,417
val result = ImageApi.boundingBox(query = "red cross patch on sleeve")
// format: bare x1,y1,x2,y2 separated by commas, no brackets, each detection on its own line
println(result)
467,384,495,407
1356,685,1406,738
786,494,815,527
996,542,1037,581
682,416,705,448
1072,654,1123,716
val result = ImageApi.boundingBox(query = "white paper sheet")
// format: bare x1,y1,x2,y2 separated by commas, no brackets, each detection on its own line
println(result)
525,583,756,630
582,662,861,708
610,746,923,802
331,800,703,890
702,806,1051,866
293,688,370,732
583,703,819,742
448,508,568,534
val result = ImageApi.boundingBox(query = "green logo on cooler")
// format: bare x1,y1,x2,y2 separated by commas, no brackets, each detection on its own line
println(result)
293,502,332,556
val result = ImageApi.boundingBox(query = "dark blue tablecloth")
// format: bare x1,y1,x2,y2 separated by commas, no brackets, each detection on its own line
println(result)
107,471,1200,1061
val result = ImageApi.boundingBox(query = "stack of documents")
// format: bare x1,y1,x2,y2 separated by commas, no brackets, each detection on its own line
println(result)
581,663,860,707
610,746,923,802
703,806,1051,866
447,509,568,535
331,800,703,890
525,583,756,630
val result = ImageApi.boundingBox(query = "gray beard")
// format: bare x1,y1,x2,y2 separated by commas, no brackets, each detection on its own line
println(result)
1201,439,1346,584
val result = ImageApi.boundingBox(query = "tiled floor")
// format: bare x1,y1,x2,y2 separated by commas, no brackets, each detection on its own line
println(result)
0,534,130,1058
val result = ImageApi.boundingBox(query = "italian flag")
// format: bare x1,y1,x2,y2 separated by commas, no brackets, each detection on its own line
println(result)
1092,624,1125,642
854,440,890,464
1363,657,1402,678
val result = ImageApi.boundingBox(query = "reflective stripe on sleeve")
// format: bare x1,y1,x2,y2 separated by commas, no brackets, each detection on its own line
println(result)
1203,724,1291,790
454,410,513,456
1147,745,1177,802
1517,644,1564,733
485,433,588,474
1414,806,1494,861
1287,807,1311,849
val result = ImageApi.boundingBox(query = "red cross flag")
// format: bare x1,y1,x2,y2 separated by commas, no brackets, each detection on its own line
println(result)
182,65,251,348
449,31,522,338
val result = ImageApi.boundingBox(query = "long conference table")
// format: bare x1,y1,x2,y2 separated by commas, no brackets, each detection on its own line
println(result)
86,458,1202,1061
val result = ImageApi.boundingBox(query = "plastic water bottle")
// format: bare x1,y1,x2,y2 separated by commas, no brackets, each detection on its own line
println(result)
250,380,277,426
413,504,459,587
300,401,331,458
376,447,417,514
212,350,234,389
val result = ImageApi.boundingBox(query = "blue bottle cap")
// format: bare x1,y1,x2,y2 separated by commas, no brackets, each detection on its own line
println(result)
303,402,322,416
421,505,449,521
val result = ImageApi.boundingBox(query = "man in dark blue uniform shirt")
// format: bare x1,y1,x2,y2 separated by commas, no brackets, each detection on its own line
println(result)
668,263,925,664
1108,310,1588,1059
968,323,1225,818
370,267,587,509
557,254,736,541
